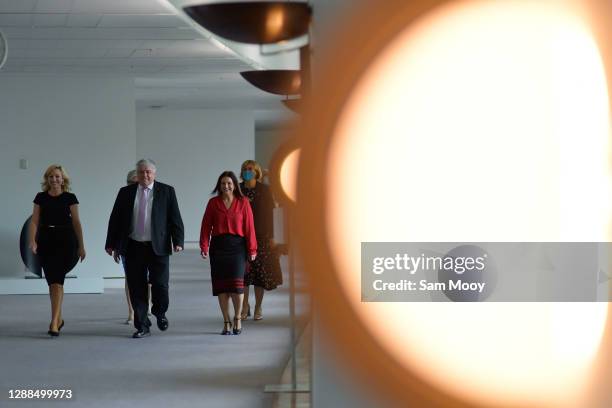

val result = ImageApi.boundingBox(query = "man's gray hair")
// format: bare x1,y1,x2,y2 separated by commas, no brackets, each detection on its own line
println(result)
136,158,157,171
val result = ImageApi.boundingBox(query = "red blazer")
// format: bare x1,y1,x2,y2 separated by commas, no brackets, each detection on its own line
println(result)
199,196,257,256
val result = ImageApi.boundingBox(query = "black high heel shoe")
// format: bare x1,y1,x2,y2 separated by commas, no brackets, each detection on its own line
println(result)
221,321,233,335
232,317,242,335
47,325,59,337
48,320,64,337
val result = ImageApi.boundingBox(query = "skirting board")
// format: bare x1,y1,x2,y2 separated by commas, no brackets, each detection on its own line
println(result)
104,277,126,289
0,277,103,295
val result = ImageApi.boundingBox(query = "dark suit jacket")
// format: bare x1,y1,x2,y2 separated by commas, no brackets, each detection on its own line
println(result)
105,181,184,257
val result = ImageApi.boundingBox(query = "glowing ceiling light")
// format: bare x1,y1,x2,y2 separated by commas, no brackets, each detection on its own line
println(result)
266,6,286,41
280,148,300,203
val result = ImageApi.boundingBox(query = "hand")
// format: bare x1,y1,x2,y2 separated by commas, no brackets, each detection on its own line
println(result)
250,254,256,261
29,242,37,255
78,247,86,262
201,251,208,260
174,245,183,253
106,248,120,263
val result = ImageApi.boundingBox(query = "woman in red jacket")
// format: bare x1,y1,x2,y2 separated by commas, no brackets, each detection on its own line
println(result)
200,171,257,335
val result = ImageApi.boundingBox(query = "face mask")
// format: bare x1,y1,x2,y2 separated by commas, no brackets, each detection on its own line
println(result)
242,170,255,181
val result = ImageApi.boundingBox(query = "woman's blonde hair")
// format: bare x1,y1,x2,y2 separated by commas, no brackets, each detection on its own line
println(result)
240,159,263,182
41,164,71,192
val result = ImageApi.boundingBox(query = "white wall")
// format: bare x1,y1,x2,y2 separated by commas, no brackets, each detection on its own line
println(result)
255,127,292,170
136,108,255,242
0,82,257,282
0,75,136,280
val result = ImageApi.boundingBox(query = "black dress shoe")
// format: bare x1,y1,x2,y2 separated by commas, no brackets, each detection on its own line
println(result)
156,315,169,331
132,329,151,338
58,320,65,331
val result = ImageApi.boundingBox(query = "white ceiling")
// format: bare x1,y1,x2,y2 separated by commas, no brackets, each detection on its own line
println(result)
0,0,293,123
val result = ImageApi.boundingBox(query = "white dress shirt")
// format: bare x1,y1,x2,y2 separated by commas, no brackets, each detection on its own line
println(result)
130,181,154,242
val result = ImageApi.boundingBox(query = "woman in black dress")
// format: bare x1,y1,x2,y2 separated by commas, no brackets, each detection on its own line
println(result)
239,160,282,321
29,164,86,336
200,171,257,335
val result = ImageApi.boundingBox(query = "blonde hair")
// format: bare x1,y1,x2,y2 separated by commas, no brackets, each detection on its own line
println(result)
41,164,71,192
240,160,263,182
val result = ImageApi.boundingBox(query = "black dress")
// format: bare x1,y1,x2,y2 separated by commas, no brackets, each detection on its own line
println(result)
240,182,282,290
33,192,79,285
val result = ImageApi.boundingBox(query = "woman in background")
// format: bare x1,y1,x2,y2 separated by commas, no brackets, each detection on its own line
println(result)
200,171,256,335
29,164,86,337
239,160,282,321
122,169,138,324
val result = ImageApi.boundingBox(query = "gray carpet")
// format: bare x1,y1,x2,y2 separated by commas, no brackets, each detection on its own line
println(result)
0,249,293,408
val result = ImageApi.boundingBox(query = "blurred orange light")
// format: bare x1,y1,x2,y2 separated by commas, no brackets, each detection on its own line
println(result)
297,0,612,406
280,148,300,203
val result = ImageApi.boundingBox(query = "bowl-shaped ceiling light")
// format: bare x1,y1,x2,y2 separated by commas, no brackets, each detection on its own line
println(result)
240,70,301,95
183,1,311,44
282,98,301,113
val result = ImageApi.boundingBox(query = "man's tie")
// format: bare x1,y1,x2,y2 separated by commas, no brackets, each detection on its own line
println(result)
136,187,149,237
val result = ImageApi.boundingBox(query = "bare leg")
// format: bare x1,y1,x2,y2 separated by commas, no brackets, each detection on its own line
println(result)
125,280,134,323
148,283,152,315
254,286,264,320
241,286,250,319
49,284,64,331
57,286,64,325
230,293,244,331
218,293,231,332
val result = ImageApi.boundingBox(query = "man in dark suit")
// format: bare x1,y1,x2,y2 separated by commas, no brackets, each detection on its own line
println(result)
106,159,184,338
